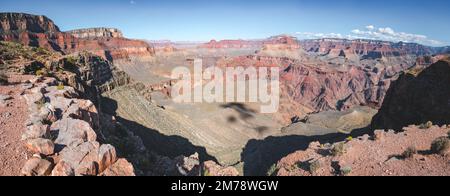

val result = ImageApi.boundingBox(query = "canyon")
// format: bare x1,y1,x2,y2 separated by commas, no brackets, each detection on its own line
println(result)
1,12,449,176
0,13,155,62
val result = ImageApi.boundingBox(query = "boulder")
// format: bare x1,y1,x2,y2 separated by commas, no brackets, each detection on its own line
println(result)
63,99,99,130
59,141,100,176
0,94,12,107
174,153,201,176
51,160,75,176
21,157,53,176
21,123,50,141
203,161,239,176
25,138,55,155
100,159,135,176
46,96,74,112
51,118,97,147
75,161,98,176
25,114,44,126
38,103,57,123
23,92,45,106
21,83,34,90
98,144,117,173
45,85,78,99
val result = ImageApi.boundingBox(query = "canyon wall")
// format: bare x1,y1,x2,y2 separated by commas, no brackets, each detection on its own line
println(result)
0,13,155,62
66,28,124,39
300,38,437,59
200,35,300,50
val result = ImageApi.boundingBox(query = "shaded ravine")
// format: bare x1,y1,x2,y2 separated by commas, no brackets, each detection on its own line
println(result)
99,95,218,163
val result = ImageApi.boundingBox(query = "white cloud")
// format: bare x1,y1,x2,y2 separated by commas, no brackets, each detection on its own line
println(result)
295,25,445,46
130,0,136,4
365,25,375,31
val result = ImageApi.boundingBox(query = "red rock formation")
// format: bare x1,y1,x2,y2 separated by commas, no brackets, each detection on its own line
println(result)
217,55,396,121
66,28,123,39
0,13,155,62
300,38,436,59
201,39,263,49
200,35,300,50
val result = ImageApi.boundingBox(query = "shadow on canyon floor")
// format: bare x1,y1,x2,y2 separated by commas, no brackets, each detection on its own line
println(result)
241,127,374,176
99,96,218,163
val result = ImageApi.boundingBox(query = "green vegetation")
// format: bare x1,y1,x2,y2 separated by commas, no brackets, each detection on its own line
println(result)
267,164,279,176
419,121,433,129
309,160,321,174
405,67,425,77
57,82,65,90
0,41,60,75
66,56,78,65
431,137,450,155
35,68,47,76
0,63,7,85
331,142,346,156
340,166,352,176
203,169,211,177
402,146,417,159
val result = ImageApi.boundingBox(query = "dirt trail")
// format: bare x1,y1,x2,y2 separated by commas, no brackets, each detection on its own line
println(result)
0,76,32,176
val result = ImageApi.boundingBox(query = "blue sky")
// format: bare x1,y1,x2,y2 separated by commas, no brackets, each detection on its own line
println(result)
1,0,449,46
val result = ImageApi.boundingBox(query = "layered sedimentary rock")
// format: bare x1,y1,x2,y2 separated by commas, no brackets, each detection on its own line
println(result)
200,35,300,50
217,54,402,122
0,13,59,33
65,28,155,62
300,38,437,59
201,39,263,49
0,13,155,62
66,28,124,39
371,58,450,130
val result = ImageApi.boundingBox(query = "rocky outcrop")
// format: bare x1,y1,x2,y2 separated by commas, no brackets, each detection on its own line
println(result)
0,13,59,33
66,28,123,39
274,125,450,176
19,76,135,176
371,58,450,131
0,13,155,62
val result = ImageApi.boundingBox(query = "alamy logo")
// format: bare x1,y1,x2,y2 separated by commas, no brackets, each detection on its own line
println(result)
171,59,280,113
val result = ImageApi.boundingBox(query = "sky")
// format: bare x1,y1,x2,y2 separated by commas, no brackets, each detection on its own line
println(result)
1,0,449,46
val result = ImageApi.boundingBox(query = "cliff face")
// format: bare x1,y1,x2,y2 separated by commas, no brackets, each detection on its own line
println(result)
0,13,60,33
0,13,155,62
0,13,72,52
300,39,436,59
217,55,400,122
66,28,123,39
371,58,450,130
200,35,300,50
201,39,263,49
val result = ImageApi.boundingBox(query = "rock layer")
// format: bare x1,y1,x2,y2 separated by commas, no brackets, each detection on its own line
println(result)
0,13,155,62
66,28,124,39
